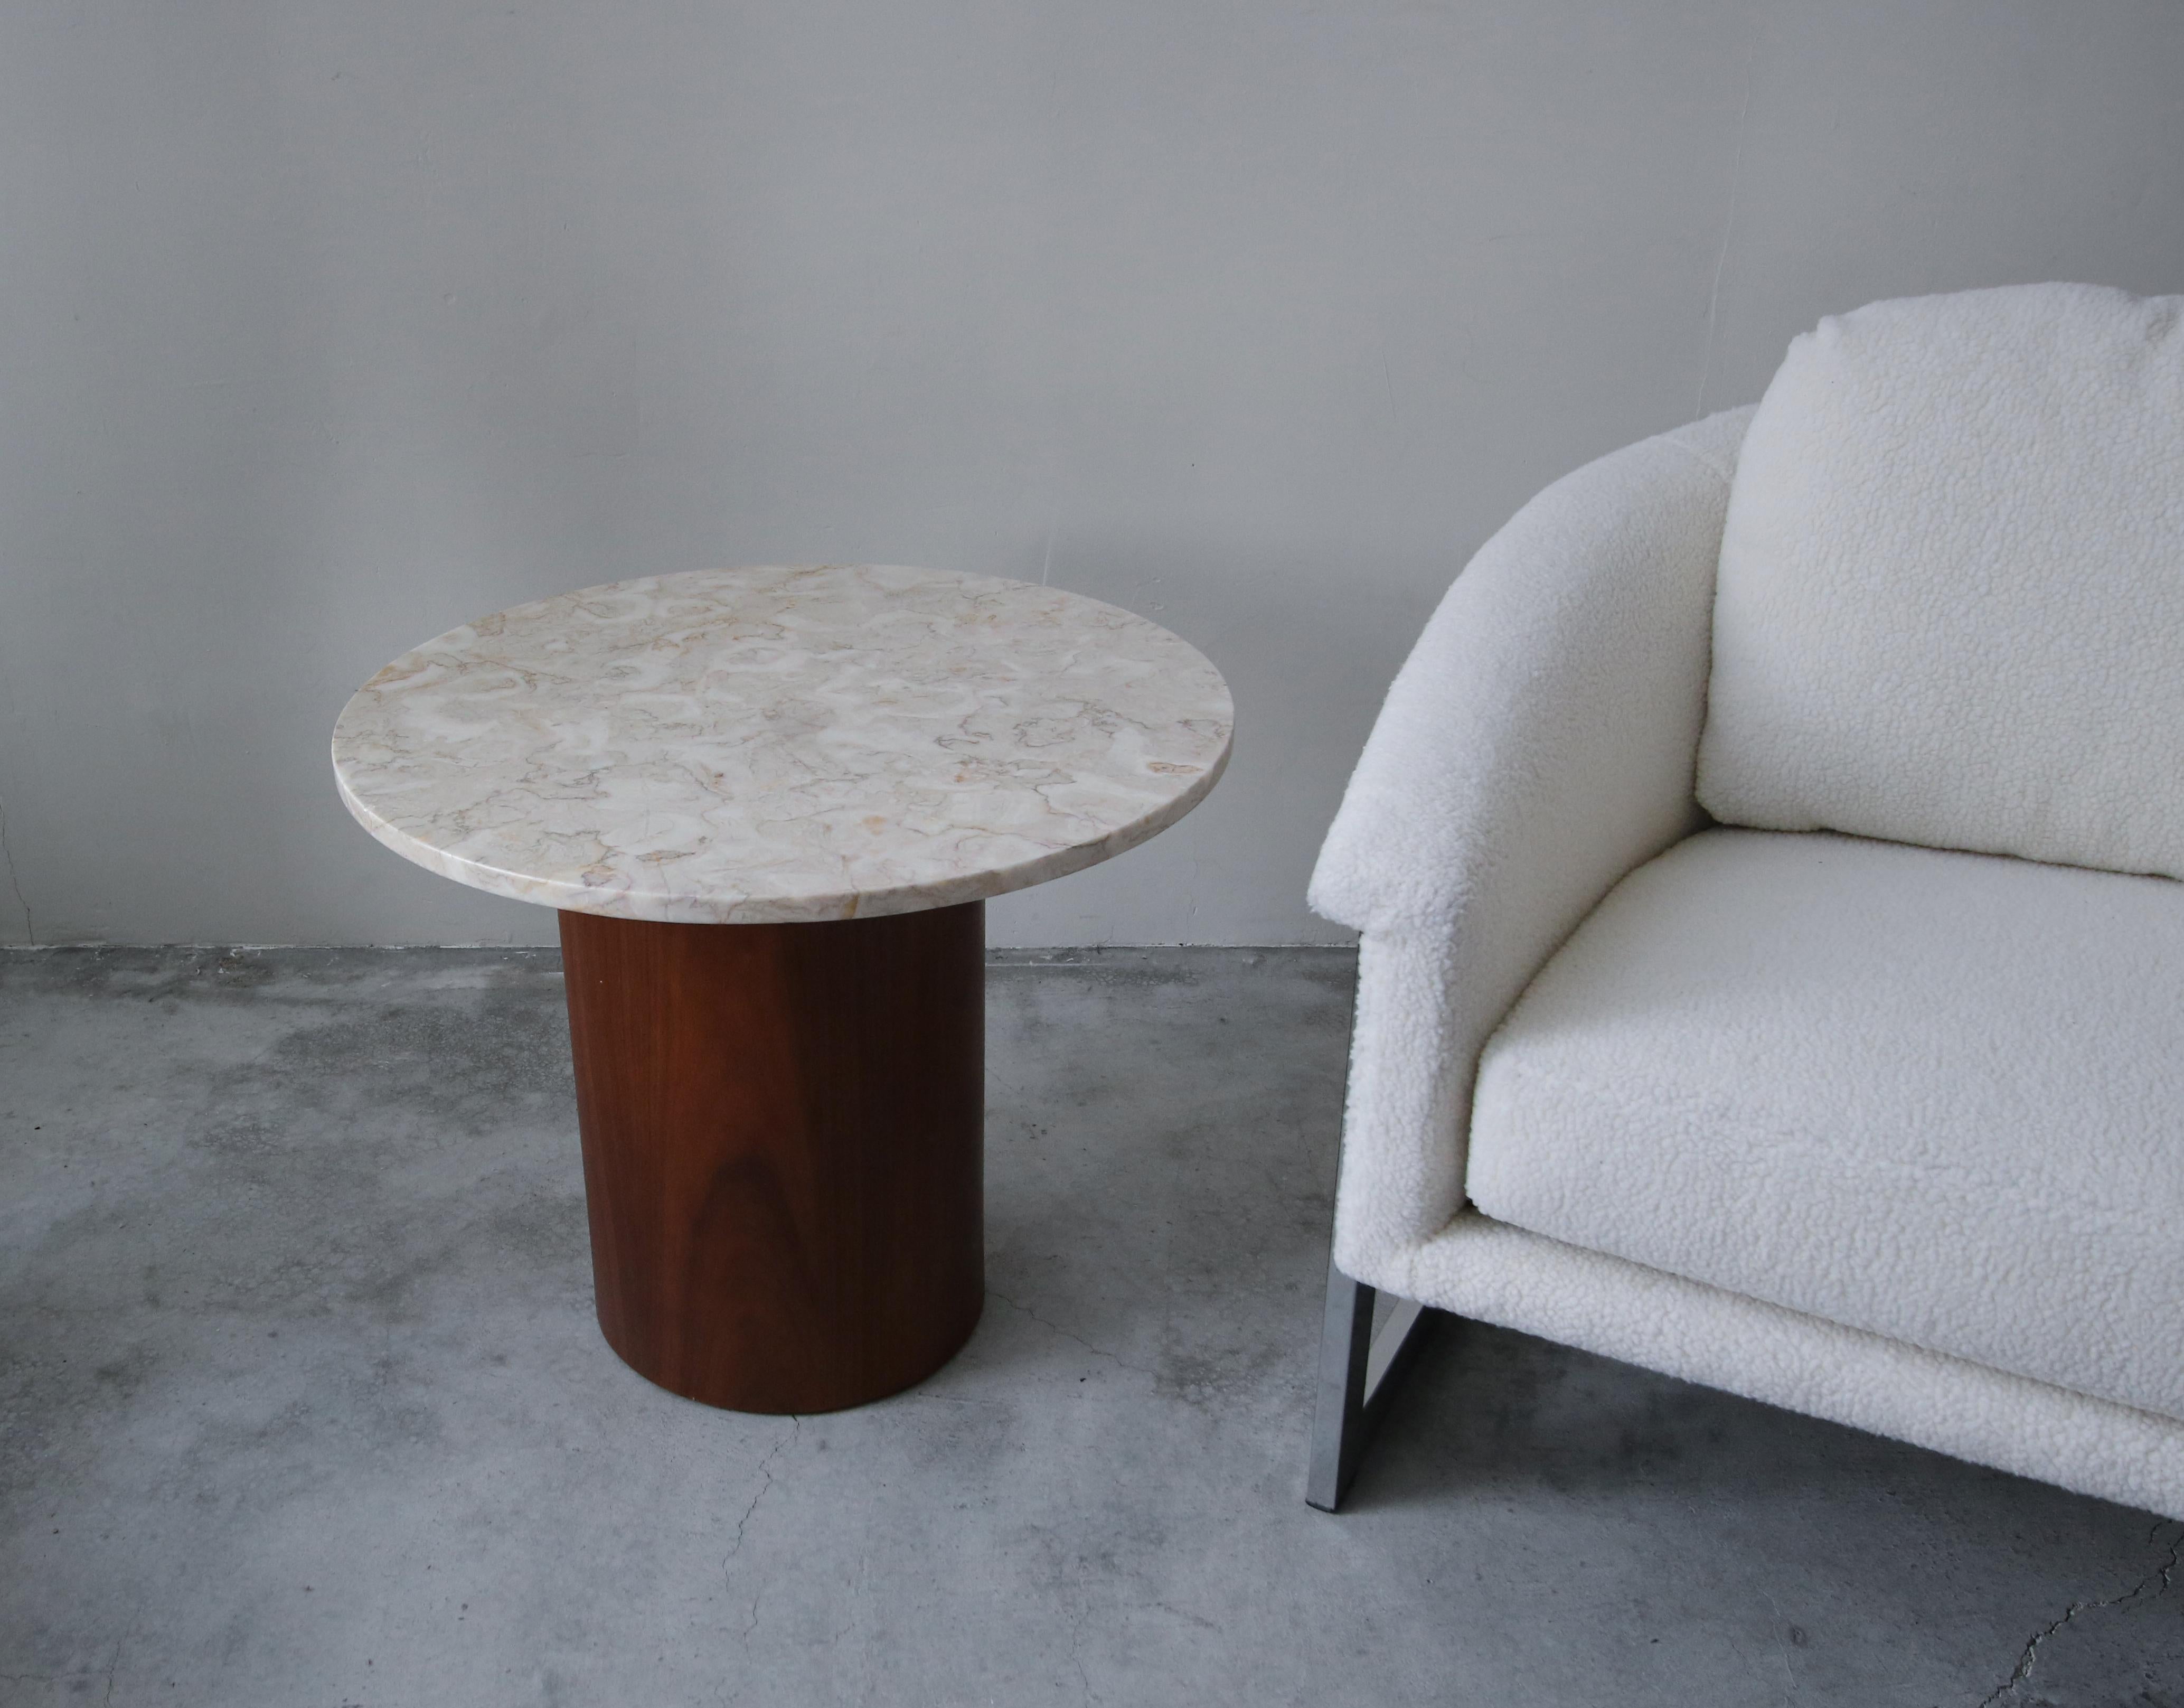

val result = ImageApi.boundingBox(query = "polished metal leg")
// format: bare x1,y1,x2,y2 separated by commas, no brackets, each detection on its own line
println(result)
1304,1259,1435,1512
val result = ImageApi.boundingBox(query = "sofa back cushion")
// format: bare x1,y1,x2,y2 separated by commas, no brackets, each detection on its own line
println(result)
1696,283,2184,879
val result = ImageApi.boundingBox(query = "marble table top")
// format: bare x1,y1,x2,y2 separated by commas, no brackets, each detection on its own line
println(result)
332,564,1232,924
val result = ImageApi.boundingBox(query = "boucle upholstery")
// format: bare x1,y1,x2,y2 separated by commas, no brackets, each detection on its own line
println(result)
1698,284,2184,879
1308,406,1751,1267
1312,298,2184,1517
1466,828,2184,1423
1405,1214,2184,1522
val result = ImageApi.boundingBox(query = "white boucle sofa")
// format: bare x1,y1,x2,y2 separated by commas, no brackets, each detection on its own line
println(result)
1304,283,2184,1519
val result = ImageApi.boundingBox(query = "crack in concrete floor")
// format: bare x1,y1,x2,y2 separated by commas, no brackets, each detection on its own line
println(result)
1979,1522,2183,1706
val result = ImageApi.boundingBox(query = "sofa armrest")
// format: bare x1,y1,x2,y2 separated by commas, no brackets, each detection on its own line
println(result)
1310,405,1753,1289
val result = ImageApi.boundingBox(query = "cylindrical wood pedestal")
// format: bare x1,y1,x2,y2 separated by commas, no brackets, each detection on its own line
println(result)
557,901,985,1413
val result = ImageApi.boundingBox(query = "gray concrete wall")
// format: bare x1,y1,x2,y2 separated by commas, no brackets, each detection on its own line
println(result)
2,2,2179,947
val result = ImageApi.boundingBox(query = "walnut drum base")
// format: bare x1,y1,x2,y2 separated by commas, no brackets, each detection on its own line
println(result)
558,902,986,1413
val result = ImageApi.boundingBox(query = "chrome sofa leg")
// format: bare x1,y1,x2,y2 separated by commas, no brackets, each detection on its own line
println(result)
1305,1258,1435,1512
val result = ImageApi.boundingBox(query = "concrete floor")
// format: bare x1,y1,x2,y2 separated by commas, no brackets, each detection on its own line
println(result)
1,947,2179,1707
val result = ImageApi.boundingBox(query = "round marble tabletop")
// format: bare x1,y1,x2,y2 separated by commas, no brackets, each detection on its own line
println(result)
332,564,1232,924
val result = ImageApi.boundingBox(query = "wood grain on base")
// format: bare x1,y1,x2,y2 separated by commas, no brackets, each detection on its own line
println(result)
559,902,985,1413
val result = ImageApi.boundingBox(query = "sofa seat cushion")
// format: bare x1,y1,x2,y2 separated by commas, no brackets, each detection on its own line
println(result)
1465,828,2184,1422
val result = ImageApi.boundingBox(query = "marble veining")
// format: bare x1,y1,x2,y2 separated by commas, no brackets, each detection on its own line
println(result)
332,565,1233,924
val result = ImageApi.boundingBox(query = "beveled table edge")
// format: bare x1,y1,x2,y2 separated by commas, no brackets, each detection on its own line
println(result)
333,729,1231,924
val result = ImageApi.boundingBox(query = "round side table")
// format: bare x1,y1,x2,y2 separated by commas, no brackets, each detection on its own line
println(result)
331,564,1231,1414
